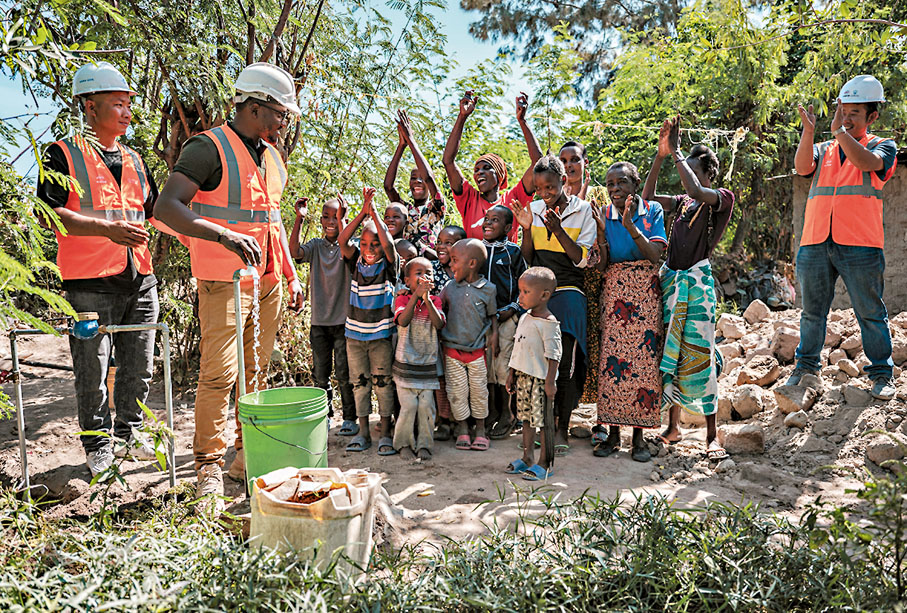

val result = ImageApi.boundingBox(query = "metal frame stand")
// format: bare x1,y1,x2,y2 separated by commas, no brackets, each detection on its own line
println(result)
9,322,176,491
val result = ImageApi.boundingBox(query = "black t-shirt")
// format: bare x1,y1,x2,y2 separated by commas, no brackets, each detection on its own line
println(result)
37,142,158,294
172,122,267,191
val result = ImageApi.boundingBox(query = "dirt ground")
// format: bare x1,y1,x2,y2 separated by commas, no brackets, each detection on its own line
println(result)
0,328,885,544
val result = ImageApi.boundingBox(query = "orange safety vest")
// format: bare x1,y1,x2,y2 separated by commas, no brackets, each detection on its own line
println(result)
186,125,287,282
54,136,153,280
801,133,896,249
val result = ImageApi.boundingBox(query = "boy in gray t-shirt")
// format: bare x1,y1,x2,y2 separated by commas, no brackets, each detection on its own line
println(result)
290,197,356,434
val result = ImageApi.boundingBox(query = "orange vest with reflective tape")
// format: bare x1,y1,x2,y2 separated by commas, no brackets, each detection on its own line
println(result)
186,125,287,282
801,134,895,248
53,136,153,280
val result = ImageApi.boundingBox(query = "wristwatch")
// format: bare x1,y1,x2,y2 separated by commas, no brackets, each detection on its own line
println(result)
832,126,847,136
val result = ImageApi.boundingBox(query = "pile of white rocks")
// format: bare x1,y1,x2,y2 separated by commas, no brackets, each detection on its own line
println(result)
680,299,907,465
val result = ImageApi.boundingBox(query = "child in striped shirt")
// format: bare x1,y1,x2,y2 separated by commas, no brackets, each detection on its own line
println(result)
338,187,401,453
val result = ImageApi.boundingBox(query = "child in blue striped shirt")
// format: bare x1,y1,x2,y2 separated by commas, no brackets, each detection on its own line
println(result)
338,187,401,453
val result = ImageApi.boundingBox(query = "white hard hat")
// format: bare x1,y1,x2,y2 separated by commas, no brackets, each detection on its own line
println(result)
234,62,301,116
72,62,137,98
838,75,885,104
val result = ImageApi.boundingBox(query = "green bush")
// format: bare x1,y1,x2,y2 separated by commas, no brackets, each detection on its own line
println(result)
1,479,905,611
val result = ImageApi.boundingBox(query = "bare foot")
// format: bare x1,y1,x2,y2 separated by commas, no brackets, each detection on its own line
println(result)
400,447,416,460
416,448,432,462
555,430,569,448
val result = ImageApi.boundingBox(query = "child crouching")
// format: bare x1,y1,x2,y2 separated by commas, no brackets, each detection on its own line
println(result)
441,238,497,451
506,267,562,481
392,257,445,460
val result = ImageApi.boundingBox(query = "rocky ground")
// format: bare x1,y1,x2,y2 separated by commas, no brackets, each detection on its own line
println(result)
1,307,904,544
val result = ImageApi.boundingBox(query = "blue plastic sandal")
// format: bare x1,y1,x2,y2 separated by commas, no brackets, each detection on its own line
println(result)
522,464,553,481
339,420,359,436
505,458,530,474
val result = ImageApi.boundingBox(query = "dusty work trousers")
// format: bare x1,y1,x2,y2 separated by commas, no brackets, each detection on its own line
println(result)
393,386,436,452
346,337,395,418
444,355,489,422
194,277,282,469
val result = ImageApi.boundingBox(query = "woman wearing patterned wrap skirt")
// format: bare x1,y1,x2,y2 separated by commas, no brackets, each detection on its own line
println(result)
589,163,667,463
642,115,736,461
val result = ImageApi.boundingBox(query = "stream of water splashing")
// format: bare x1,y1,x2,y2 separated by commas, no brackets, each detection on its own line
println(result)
250,274,262,392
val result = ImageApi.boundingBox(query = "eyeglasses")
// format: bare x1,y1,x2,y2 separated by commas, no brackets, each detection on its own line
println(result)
256,100,292,123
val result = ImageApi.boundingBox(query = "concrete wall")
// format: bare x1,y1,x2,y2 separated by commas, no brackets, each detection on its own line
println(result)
792,163,907,313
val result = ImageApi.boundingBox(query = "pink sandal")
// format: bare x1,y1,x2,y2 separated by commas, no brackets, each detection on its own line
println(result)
470,436,490,451
455,434,472,450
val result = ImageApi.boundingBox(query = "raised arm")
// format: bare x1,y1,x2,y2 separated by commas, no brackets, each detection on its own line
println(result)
337,194,363,261
668,116,719,207
794,103,818,176
398,109,441,199
588,201,609,272
384,124,406,203
289,197,308,259
442,91,477,196
513,199,535,264
516,92,541,195
365,186,396,262
642,118,679,211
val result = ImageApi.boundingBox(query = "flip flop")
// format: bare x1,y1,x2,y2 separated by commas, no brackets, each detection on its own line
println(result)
706,444,729,461
470,436,490,451
522,464,552,481
339,420,359,436
345,435,371,452
505,458,531,474
455,434,472,450
377,436,397,456
655,434,679,446
555,444,569,457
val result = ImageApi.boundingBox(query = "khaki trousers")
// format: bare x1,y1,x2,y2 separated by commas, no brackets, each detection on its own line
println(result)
194,277,282,469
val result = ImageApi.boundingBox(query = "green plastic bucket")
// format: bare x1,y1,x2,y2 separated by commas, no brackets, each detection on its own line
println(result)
238,387,329,488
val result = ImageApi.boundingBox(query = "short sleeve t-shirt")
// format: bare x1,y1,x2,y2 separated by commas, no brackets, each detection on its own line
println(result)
393,294,444,389
439,277,497,352
509,312,562,380
602,197,668,263
452,180,531,242
810,137,897,181
665,188,735,272
36,142,159,294
344,248,400,341
296,237,350,327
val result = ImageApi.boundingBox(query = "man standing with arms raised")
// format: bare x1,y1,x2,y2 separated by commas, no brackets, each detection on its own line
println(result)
155,63,303,509
37,62,161,478
790,75,898,400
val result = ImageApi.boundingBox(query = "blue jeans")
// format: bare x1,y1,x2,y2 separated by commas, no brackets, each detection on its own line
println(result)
795,240,892,380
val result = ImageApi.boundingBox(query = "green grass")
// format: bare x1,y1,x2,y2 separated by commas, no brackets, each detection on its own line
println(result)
1,478,905,612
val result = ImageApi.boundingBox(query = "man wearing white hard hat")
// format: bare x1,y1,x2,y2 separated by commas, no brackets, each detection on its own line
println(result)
790,75,898,399
155,63,303,507
36,61,161,477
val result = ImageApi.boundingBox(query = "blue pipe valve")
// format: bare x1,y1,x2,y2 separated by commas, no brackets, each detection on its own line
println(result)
71,312,100,340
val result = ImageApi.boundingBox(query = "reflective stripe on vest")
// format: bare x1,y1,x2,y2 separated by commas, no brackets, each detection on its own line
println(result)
802,135,891,248
185,125,286,282
53,136,153,279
